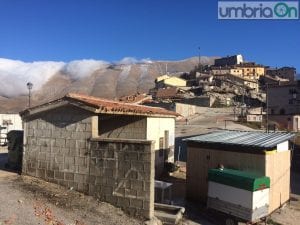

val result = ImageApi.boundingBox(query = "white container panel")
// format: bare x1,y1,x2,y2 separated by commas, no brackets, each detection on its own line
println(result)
252,188,269,209
208,181,252,209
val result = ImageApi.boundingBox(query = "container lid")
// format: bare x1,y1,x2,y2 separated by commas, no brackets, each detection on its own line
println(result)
208,168,270,191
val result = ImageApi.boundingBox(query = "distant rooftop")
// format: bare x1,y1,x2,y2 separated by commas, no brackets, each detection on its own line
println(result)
184,130,295,149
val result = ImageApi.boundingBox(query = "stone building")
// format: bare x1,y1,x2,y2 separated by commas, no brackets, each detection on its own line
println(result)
155,75,187,89
268,82,300,131
214,73,259,91
0,114,23,145
19,93,179,219
214,54,244,67
266,67,296,82
234,62,265,80
211,62,265,81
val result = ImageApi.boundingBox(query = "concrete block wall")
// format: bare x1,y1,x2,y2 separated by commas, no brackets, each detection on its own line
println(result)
23,105,93,193
22,105,155,219
89,139,155,219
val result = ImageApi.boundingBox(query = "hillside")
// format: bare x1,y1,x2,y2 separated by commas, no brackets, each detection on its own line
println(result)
0,56,216,113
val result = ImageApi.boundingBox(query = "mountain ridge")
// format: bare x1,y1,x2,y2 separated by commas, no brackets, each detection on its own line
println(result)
0,56,217,113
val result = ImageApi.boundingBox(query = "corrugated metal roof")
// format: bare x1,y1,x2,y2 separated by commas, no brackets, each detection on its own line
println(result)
184,130,295,149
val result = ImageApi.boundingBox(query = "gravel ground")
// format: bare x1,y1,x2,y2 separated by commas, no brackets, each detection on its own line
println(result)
0,148,142,225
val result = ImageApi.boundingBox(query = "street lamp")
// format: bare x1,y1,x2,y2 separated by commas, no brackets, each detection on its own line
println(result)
26,82,33,108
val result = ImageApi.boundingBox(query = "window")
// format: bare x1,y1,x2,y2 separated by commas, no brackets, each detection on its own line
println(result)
2,119,12,126
289,89,297,94
280,108,285,115
159,137,164,149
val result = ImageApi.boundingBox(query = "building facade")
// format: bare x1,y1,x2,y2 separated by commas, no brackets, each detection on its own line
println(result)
0,114,23,145
266,67,296,82
155,76,187,88
214,54,244,67
268,82,300,131
234,63,265,80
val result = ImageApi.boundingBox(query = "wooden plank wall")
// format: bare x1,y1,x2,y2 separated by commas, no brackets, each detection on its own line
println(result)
265,151,291,213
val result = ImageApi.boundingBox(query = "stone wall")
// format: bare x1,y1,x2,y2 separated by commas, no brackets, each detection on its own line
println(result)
22,105,155,219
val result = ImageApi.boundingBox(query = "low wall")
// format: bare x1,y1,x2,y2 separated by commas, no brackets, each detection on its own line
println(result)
89,138,155,218
176,96,214,107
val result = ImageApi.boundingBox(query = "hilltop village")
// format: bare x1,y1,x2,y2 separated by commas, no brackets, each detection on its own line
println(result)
121,54,297,131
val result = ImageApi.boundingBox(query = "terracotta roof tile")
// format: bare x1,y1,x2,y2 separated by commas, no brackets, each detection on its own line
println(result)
20,93,179,117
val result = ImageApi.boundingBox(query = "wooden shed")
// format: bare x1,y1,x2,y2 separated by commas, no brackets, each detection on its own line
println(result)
185,130,295,214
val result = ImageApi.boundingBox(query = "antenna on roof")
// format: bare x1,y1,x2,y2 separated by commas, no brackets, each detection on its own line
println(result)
166,63,168,74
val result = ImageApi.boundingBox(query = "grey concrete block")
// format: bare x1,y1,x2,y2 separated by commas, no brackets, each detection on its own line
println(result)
130,199,143,208
74,173,86,183
76,123,86,132
66,123,76,131
46,170,54,179
131,180,144,191
78,166,89,174
75,157,86,166
75,140,86,149
124,152,138,161
65,139,76,148
64,156,75,165
116,197,130,208
54,171,64,180
64,172,74,181
55,139,65,147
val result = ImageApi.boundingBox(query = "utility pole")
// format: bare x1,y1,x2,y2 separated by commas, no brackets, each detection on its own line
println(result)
266,83,269,133
198,47,201,71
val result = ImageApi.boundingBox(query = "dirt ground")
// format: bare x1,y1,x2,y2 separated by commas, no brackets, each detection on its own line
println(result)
0,147,142,225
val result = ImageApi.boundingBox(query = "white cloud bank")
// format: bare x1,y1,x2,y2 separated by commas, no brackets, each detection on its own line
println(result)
0,57,152,97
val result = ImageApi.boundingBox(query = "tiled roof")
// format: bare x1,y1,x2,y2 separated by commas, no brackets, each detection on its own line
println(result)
20,93,179,117
119,93,152,104
156,87,181,99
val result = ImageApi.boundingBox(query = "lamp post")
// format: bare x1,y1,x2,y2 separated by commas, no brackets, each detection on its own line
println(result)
26,82,33,108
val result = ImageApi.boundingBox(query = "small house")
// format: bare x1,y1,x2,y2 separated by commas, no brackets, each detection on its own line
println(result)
0,114,23,145
246,107,265,123
155,76,187,89
185,130,295,214
20,93,179,219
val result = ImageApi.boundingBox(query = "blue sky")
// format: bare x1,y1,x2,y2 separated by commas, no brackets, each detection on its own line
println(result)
0,0,299,71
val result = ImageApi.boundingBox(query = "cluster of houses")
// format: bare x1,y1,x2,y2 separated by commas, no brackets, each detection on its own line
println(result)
121,54,298,131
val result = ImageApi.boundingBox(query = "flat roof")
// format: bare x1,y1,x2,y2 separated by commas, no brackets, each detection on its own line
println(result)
184,130,295,149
